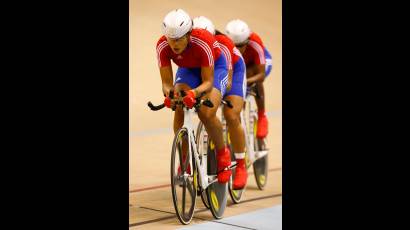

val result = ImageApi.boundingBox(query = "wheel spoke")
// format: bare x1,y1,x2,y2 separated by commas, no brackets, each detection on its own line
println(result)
182,180,186,216
186,177,194,195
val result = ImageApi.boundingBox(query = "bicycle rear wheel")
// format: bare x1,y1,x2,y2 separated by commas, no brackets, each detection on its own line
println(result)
253,118,269,190
195,122,210,209
171,128,197,225
206,140,228,219
227,131,245,204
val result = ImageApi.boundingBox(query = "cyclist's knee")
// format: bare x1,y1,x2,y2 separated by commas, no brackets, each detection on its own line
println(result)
224,110,240,127
198,108,216,124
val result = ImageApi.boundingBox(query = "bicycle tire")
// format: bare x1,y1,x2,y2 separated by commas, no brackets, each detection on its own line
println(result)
206,139,228,219
170,128,197,224
252,117,269,190
227,130,245,204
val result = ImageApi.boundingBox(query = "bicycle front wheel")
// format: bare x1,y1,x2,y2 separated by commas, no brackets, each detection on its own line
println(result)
171,128,197,225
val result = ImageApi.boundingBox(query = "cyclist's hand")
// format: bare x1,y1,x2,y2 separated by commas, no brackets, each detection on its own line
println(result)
183,90,196,108
164,96,172,108
164,89,177,109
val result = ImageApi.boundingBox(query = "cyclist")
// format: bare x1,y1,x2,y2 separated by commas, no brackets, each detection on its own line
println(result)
225,19,273,139
193,16,248,190
156,9,231,183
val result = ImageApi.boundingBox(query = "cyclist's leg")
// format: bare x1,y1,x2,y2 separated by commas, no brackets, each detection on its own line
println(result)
246,61,270,138
173,67,202,171
255,81,268,138
224,57,247,189
197,52,231,183
197,52,226,152
246,64,265,112
223,95,245,152
224,57,246,154
255,81,265,111
197,88,223,150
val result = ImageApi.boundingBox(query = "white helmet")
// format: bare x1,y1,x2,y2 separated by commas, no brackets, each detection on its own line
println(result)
162,9,193,39
225,19,251,45
193,16,215,35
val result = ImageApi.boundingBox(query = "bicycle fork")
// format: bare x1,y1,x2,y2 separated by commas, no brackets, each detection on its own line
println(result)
184,108,217,191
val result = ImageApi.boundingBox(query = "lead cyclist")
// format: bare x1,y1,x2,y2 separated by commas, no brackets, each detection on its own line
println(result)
156,9,232,183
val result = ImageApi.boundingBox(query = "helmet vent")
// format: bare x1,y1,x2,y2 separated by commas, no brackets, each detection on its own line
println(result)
180,21,184,26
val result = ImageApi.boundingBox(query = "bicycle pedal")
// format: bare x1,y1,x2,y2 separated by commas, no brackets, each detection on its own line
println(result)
229,162,237,170
217,165,234,174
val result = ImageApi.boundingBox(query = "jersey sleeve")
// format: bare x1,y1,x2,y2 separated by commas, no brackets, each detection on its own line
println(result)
215,35,234,70
247,33,266,65
218,42,232,70
156,37,171,67
248,40,266,65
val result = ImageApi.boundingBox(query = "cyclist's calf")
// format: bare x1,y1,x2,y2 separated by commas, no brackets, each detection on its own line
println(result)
197,88,224,150
223,106,241,128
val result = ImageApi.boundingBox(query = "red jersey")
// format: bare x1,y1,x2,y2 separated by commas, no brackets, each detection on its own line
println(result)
156,29,221,68
242,32,266,65
215,34,241,70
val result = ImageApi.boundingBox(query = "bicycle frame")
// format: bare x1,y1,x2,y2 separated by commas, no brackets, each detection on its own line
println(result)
242,93,268,165
182,107,217,191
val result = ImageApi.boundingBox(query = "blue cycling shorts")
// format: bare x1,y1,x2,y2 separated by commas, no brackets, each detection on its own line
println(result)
224,55,246,98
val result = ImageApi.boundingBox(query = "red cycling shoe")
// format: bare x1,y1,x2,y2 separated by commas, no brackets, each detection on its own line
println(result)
233,159,248,190
257,113,269,139
217,147,232,183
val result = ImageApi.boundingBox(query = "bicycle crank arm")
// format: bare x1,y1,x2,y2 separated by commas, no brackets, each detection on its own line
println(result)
207,175,218,185
216,162,237,174
228,161,237,170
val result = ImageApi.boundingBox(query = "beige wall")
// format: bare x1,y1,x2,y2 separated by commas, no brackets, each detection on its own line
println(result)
129,0,282,132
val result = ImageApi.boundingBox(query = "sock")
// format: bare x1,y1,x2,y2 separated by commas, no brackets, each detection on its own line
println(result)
235,152,245,167
234,152,245,159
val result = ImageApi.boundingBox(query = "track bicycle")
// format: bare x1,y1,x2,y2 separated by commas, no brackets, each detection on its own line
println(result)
147,91,235,224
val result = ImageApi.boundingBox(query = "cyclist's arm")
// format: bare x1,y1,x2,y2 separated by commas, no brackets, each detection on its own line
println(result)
159,66,174,97
192,66,214,96
246,64,265,84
